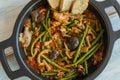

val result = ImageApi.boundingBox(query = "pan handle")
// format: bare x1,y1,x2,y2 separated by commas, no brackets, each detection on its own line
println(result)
111,0,120,40
0,37,25,79
90,0,120,41
113,30,120,40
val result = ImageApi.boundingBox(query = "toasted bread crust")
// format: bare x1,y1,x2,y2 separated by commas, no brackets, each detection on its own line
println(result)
59,0,73,11
71,0,89,14
47,0,60,9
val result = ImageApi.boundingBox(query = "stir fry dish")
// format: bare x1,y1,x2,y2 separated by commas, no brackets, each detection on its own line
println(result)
19,0,104,80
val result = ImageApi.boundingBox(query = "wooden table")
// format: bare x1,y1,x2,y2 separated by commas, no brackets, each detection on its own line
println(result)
0,0,120,80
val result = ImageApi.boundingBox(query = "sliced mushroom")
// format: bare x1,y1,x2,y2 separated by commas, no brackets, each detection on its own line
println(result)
19,26,32,47
87,29,96,39
43,60,52,71
44,40,52,46
33,48,39,57
60,26,67,34
37,49,49,64
64,42,72,59
31,10,45,23
86,35,91,48
60,26,69,37
49,50,59,60
80,47,89,53
57,71,65,79
70,50,76,57
77,64,85,75
38,62,45,72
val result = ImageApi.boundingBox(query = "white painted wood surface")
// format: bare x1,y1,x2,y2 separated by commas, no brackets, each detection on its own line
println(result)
0,0,120,80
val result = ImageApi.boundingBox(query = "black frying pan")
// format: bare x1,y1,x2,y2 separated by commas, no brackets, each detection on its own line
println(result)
0,0,120,80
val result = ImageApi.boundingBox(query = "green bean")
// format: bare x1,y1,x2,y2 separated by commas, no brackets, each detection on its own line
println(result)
65,70,76,78
60,53,64,58
59,74,77,80
45,10,52,37
42,22,48,31
46,10,50,25
51,70,61,73
33,25,41,34
42,33,47,50
41,44,44,50
73,43,99,66
54,58,65,63
66,27,71,31
58,38,62,48
73,30,104,65
31,31,46,56
60,53,70,64
88,25,97,36
42,22,52,37
46,45,51,49
83,41,87,47
48,18,51,28
41,55,70,72
41,72,57,76
62,23,68,26
43,33,47,41
54,57,70,64
92,29,104,46
68,20,79,27
80,42,103,64
32,22,35,29
73,25,89,63
84,61,88,74
23,48,27,56
64,57,70,64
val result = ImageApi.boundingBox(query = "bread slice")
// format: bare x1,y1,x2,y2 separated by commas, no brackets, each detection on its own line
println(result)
47,0,60,9
71,0,89,14
59,0,73,11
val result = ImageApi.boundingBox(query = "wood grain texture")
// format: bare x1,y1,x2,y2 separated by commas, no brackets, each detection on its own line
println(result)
0,0,30,42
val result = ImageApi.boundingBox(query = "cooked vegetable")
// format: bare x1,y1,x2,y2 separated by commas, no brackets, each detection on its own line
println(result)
80,42,103,64
73,25,89,63
19,19,32,47
31,31,46,56
41,55,70,72
31,10,45,23
41,22,52,37
58,74,77,80
19,1,104,79
41,72,57,76
37,49,49,64
92,29,104,46
43,60,52,71
49,50,59,60
66,37,80,50
84,61,88,74
23,48,27,56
